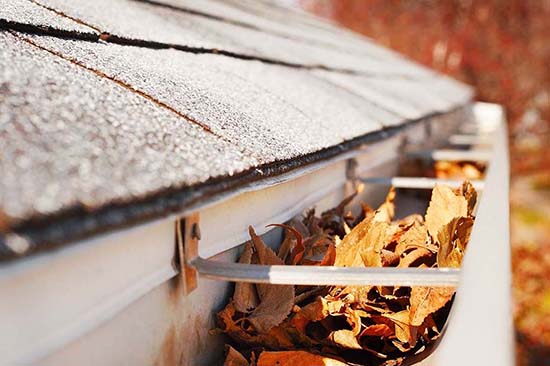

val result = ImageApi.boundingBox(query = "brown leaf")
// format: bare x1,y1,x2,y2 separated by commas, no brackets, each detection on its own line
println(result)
436,216,473,268
277,233,293,262
374,187,396,223
329,329,362,349
397,214,424,227
345,308,364,335
395,222,429,256
381,249,400,267
248,227,294,333
360,323,394,337
383,310,417,346
224,346,249,366
234,242,259,313
454,180,478,215
290,297,330,332
257,351,348,366
334,212,374,266
218,303,295,349
267,224,305,265
409,287,455,327
319,244,336,266
425,185,468,240
398,247,433,268
359,221,391,267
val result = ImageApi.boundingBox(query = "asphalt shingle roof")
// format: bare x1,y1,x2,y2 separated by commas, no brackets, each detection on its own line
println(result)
0,0,473,260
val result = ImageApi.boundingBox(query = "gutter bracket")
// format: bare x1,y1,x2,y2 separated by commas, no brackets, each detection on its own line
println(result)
176,213,200,295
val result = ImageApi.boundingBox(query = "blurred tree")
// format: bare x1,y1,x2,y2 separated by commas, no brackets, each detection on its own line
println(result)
302,0,550,174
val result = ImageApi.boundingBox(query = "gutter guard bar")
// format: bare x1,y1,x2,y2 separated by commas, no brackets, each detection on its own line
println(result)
190,256,460,287
360,176,484,191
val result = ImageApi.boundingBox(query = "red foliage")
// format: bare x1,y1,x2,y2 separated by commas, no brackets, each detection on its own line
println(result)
302,0,550,173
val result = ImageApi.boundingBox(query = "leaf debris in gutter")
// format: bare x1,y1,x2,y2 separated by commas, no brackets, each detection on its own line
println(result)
217,182,477,366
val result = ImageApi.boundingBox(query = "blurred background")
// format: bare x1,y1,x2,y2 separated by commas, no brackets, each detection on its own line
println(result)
292,1,550,364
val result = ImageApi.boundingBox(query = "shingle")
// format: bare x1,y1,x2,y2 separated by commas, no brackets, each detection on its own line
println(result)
25,34,400,161
0,31,256,227
30,0,238,49
0,1,474,259
156,0,432,75
27,0,427,76
0,0,98,35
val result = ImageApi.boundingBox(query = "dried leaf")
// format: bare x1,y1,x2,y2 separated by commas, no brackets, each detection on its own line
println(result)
359,221,391,267
334,212,374,266
409,287,455,327
234,242,259,313
425,185,468,239
330,329,362,349
397,214,424,227
248,227,294,333
257,351,348,366
224,346,249,366
268,224,305,265
277,234,293,262
454,181,478,215
221,182,476,366
380,249,400,267
320,244,336,266
383,310,417,346
395,222,429,256
436,217,473,268
291,297,330,332
374,187,396,223
398,247,433,268
360,323,394,337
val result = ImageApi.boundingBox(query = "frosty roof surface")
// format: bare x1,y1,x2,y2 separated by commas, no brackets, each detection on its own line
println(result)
0,0,473,260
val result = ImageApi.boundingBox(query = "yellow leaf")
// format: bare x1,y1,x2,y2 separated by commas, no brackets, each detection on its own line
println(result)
425,185,468,240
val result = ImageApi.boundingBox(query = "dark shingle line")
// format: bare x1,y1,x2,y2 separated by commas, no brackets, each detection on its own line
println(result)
130,0,386,62
4,0,417,79
0,18,98,41
11,31,261,162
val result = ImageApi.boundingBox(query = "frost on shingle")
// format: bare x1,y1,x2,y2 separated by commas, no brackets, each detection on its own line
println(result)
0,31,257,228
27,35,392,161
313,71,427,121
0,0,98,35
156,0,433,76
28,0,428,76
32,0,257,52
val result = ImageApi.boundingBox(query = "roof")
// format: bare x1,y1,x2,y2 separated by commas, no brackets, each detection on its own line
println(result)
0,0,473,260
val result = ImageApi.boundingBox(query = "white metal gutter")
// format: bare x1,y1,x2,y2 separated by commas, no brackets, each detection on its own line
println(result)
0,103,513,365
428,103,513,365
